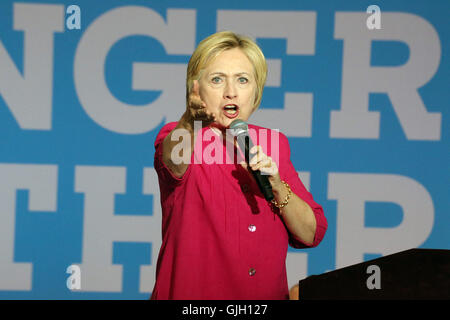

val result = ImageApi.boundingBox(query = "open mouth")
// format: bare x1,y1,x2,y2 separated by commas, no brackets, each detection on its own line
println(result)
223,104,239,119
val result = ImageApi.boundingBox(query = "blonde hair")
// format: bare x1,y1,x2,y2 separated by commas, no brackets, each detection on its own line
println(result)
186,31,267,110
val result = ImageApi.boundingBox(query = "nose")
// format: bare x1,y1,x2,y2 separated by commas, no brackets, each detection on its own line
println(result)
223,81,237,100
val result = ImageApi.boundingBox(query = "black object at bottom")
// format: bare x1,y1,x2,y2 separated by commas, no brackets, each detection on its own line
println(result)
298,248,450,300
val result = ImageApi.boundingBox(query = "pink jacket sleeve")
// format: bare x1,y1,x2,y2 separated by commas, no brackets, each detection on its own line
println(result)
153,122,193,187
277,132,327,249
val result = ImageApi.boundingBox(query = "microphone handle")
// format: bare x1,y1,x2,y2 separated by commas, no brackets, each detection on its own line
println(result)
237,134,275,202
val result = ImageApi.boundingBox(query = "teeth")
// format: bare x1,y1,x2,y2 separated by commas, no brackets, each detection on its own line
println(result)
223,104,238,115
224,105,237,115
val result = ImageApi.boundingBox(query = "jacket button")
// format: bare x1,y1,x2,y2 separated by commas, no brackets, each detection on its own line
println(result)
248,224,256,232
248,268,256,276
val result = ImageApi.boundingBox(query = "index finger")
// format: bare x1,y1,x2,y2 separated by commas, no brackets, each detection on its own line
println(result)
191,80,200,97
189,80,206,109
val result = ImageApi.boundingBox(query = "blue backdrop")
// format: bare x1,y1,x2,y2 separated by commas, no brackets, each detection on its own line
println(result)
0,0,448,299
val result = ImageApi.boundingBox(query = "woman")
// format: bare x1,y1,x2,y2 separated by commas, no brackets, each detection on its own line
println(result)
151,31,327,300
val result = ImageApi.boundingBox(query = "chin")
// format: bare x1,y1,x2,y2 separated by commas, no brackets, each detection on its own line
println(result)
212,115,249,130
210,121,227,131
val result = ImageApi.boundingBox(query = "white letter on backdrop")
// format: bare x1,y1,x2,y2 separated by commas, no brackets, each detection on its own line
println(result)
74,7,196,134
332,12,441,140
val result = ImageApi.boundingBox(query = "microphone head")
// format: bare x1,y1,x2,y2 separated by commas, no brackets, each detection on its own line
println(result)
229,119,248,136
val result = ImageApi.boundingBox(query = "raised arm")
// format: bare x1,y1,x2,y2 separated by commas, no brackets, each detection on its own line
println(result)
162,80,215,178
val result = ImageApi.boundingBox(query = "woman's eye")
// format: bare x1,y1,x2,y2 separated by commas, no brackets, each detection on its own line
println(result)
238,77,248,84
211,77,222,84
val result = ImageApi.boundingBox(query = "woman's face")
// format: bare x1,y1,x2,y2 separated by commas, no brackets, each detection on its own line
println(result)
198,48,257,129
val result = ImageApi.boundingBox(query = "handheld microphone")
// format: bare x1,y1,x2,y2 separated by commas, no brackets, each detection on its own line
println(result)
229,119,274,201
